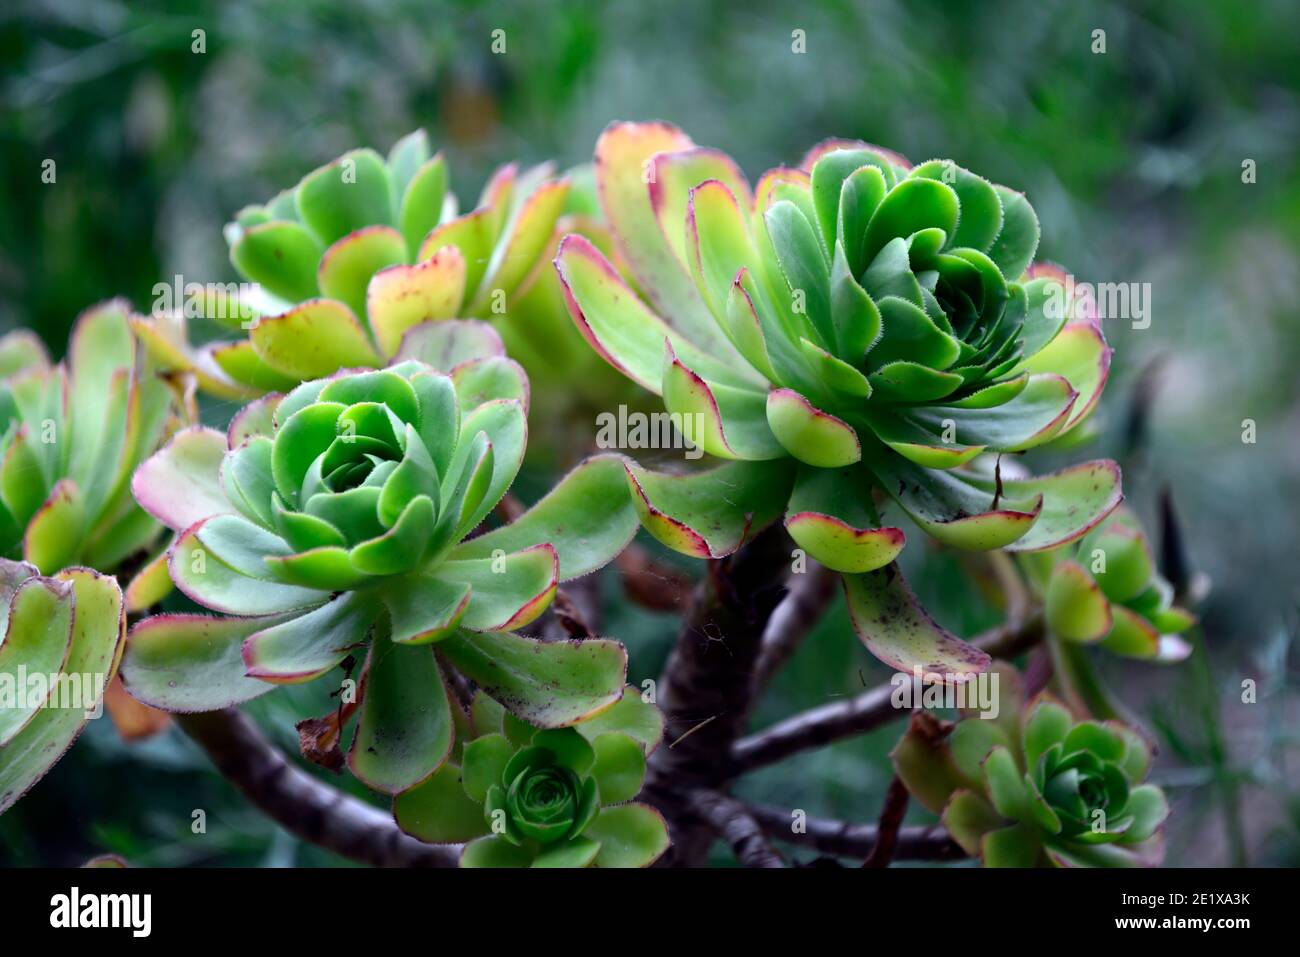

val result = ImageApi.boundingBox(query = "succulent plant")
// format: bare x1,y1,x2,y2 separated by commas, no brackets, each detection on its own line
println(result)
131,130,570,397
0,301,172,576
394,686,670,867
553,122,1121,676
892,665,1168,867
0,560,125,813
1031,505,1195,661
119,322,640,794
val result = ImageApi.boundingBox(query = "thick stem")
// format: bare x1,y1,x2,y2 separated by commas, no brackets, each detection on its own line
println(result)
178,709,457,868
684,790,786,868
644,526,792,865
750,562,838,694
728,611,1045,776
861,775,909,868
746,802,966,861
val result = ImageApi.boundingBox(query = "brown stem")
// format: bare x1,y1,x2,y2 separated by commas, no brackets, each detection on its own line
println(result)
177,709,457,868
750,562,838,694
861,775,909,868
746,802,966,861
683,790,786,868
728,610,1045,776
644,526,792,865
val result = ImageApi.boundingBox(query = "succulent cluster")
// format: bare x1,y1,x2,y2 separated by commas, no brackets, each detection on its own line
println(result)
0,302,172,577
119,322,639,793
554,123,1122,678
131,130,570,396
0,561,125,813
893,665,1168,867
1030,506,1195,661
394,687,669,867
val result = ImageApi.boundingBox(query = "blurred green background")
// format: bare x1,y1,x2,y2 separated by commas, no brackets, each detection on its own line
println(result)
2,0,1298,866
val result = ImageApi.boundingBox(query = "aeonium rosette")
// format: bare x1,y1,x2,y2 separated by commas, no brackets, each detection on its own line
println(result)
131,129,570,398
893,665,1168,867
119,322,640,794
554,122,1122,679
393,687,670,868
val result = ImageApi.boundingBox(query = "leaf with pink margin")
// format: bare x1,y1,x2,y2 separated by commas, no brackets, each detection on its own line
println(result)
451,454,638,581
870,450,1044,550
686,179,760,325
119,612,290,711
964,459,1124,552
210,340,301,393
784,464,904,574
229,220,322,303
0,569,123,814
0,330,48,377
367,248,467,358
862,405,985,470
765,388,861,468
0,576,75,746
594,122,731,356
451,356,530,415
394,317,505,371
1045,560,1113,642
347,629,453,794
23,480,87,575
226,395,281,448
1099,605,1161,659
382,575,471,645
470,178,571,312
843,563,991,679
417,210,492,300
661,343,781,461
437,543,559,632
571,685,665,754
250,299,381,380
242,590,380,684
131,427,230,532
898,374,1078,453
1017,322,1111,436
553,234,761,393
625,458,793,559
438,628,627,728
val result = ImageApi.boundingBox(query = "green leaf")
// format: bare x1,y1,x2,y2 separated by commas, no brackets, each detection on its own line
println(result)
981,823,1041,867
910,161,1004,252
439,629,626,728
585,804,671,868
461,733,515,803
317,225,408,325
382,574,471,645
1018,322,1110,436
625,458,793,559
23,480,87,575
251,301,381,380
367,251,466,358
471,178,570,311
661,345,782,460
394,761,491,844
860,178,960,268
765,388,861,468
119,612,287,711
242,591,379,683
398,153,448,258
941,790,1003,856
295,148,394,246
532,836,601,868
590,732,646,804
1045,560,1113,642
987,186,1040,280
395,318,504,371
230,221,322,302
130,426,230,532
0,577,75,746
438,544,558,632
784,463,904,574
460,834,534,868
970,460,1124,553
0,570,123,814
843,563,990,676
451,454,638,581
348,630,453,794
1023,700,1073,772
572,685,664,753
171,519,327,615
